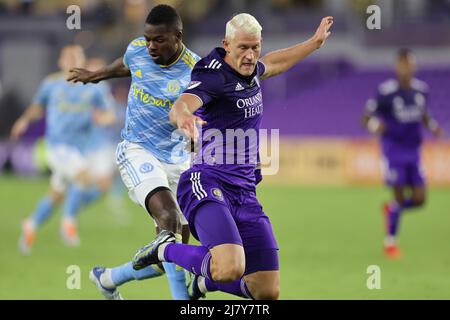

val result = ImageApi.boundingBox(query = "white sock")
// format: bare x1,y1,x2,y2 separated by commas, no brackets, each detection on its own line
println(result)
158,243,170,262
384,236,396,247
99,268,115,289
197,276,207,294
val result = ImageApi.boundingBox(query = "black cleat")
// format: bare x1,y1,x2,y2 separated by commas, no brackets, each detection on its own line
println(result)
132,230,176,270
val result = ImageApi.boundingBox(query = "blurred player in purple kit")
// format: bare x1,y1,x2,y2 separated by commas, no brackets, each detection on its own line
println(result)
132,13,334,299
363,49,442,259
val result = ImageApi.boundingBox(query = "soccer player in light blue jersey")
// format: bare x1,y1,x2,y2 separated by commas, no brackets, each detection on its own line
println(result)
68,5,200,300
11,45,116,252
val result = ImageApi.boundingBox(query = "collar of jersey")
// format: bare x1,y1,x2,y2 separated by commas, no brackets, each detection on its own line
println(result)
158,43,186,68
211,47,258,83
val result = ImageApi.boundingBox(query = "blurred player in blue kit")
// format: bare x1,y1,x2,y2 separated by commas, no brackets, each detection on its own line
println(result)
11,45,116,253
363,49,442,259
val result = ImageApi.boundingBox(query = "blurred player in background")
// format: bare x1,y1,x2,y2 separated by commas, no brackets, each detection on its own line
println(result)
68,4,200,300
61,57,118,244
363,49,442,259
10,45,116,253
132,13,333,300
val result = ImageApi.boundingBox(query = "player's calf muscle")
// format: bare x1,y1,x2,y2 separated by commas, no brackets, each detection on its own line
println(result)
210,245,245,282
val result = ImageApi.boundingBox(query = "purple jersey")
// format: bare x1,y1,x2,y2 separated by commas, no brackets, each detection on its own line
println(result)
183,47,265,190
366,78,429,164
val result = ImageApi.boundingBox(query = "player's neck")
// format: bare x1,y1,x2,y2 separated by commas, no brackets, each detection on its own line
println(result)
164,43,184,66
223,54,234,69
398,78,411,90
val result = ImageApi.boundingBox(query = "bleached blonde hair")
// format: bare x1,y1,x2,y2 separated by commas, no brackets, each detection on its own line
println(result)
225,13,262,40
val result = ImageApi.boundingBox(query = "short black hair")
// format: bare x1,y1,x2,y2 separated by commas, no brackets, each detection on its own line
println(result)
145,4,182,31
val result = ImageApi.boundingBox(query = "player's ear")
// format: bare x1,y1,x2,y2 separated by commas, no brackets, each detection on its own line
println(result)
222,38,230,54
175,30,182,42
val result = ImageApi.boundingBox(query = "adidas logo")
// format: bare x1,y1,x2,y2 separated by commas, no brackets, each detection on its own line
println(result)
134,69,142,78
235,83,245,91
204,59,222,69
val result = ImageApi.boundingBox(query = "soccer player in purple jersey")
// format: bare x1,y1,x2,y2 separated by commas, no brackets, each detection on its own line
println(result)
132,13,333,300
363,49,442,259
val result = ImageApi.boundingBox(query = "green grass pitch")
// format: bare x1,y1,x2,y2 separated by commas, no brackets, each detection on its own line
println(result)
1,175,449,299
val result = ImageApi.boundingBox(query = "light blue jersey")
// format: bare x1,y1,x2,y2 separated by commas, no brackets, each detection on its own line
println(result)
122,37,200,164
33,73,108,152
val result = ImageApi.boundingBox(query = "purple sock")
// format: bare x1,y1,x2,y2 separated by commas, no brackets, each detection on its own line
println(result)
388,202,402,236
205,277,254,299
164,243,212,279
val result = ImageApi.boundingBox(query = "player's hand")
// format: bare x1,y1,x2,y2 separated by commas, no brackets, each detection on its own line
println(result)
366,117,385,135
177,113,206,142
433,126,443,139
10,118,29,141
67,68,99,84
314,16,333,48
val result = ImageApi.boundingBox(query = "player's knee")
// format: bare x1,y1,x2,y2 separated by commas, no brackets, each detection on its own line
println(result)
413,195,426,207
49,190,64,204
252,285,280,300
212,260,245,283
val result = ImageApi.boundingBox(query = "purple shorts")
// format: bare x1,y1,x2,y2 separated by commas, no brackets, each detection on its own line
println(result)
177,167,279,274
383,159,425,187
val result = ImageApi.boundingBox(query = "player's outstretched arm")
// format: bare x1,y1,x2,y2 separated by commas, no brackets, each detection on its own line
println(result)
422,112,442,138
169,94,206,141
10,104,44,141
260,16,333,80
67,57,131,84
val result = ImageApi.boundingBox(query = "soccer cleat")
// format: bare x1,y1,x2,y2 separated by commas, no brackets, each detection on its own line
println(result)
384,244,401,259
132,230,176,270
18,219,36,255
60,219,80,246
186,272,205,300
89,267,123,300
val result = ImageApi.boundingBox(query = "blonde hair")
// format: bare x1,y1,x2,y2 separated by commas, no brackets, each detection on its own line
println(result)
225,13,262,40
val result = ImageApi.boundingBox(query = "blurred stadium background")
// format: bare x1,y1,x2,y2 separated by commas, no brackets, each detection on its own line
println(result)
0,0,449,299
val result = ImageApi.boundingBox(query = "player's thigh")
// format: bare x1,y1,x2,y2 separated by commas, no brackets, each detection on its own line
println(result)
116,141,186,225
392,186,405,204
235,198,279,275
382,158,406,189
162,160,191,226
116,140,169,206
193,201,245,281
244,270,280,300
86,145,116,191
47,144,88,193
